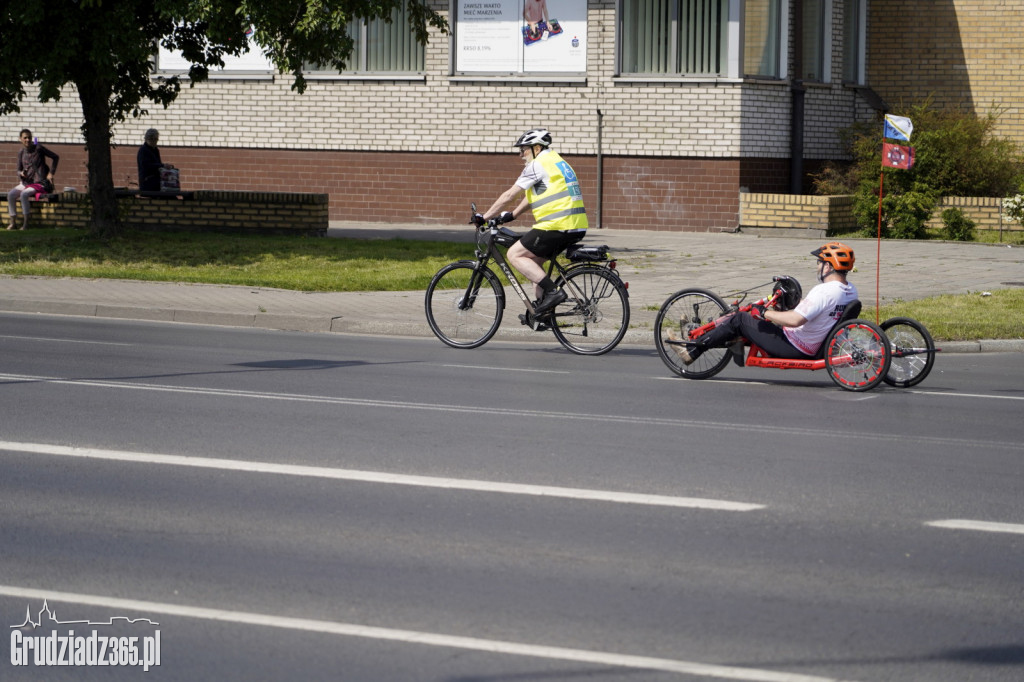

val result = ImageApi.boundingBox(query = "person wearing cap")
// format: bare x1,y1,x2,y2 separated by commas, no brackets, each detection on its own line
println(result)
480,128,588,317
669,242,859,365
137,128,175,192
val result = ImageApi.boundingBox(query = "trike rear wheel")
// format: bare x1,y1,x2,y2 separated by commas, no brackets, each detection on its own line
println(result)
823,319,891,391
881,317,936,388
425,262,504,349
654,288,731,379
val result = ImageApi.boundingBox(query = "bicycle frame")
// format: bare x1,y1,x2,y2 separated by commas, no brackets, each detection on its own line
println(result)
464,223,604,324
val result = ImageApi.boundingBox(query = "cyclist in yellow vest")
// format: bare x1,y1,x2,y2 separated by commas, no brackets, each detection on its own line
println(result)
481,128,589,316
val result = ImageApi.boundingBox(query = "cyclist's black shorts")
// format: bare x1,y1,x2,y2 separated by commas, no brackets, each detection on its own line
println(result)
519,229,586,259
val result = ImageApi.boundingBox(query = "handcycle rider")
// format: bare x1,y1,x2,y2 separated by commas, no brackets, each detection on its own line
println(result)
477,128,589,320
669,242,859,365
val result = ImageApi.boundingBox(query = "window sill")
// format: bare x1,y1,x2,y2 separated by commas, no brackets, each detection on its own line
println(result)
614,75,740,85
449,74,587,85
302,73,427,82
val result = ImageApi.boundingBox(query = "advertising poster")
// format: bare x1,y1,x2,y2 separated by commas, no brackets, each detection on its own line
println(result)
457,0,587,74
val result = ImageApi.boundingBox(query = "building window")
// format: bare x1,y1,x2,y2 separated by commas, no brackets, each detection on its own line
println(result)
743,0,782,77
620,0,728,76
453,0,588,75
305,1,425,73
842,0,864,83
801,0,828,82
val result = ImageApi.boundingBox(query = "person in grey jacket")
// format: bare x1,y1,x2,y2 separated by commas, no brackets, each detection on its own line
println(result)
7,128,59,230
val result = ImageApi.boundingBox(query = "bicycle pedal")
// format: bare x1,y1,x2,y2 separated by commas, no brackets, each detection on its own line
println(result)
518,313,549,332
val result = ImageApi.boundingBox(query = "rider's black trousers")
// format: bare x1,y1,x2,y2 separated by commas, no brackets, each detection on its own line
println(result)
695,311,810,360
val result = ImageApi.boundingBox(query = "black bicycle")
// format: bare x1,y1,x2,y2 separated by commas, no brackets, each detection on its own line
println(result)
424,206,630,355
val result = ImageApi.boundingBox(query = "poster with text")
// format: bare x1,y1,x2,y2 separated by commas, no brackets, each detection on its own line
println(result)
457,0,587,74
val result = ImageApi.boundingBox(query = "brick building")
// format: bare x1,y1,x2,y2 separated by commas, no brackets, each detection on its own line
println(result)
2,1,1021,231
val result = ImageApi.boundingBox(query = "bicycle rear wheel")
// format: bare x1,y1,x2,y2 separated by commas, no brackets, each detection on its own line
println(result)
654,288,731,379
881,317,936,387
824,319,891,391
550,266,630,355
425,262,504,349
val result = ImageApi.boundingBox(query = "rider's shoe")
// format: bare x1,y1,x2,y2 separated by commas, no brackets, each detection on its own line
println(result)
727,339,745,367
533,288,567,317
666,330,697,365
518,313,549,332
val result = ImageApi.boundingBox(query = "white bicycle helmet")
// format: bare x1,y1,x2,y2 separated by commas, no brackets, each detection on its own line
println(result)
513,128,552,148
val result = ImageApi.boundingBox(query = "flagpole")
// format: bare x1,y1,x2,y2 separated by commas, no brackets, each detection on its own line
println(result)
876,169,884,324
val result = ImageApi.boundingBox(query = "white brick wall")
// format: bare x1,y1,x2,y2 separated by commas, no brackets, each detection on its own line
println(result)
3,1,869,160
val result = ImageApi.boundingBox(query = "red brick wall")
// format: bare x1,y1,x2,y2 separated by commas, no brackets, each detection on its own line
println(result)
4,143,749,232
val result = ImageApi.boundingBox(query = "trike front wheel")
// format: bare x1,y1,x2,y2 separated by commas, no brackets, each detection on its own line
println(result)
654,288,731,379
881,317,936,387
425,262,504,349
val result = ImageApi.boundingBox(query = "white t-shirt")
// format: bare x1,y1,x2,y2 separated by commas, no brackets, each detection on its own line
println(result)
783,280,859,355
515,149,551,193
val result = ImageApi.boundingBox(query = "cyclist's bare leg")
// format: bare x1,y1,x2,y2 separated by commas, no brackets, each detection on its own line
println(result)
507,241,548,299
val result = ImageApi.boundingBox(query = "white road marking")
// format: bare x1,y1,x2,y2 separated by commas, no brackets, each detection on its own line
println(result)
1,372,1021,452
909,390,1024,401
0,335,134,346
438,364,571,374
0,585,853,682
925,519,1024,535
0,440,763,511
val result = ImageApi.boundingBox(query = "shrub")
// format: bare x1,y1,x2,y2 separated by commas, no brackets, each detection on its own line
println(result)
815,101,1024,239
940,207,976,241
1003,193,1024,229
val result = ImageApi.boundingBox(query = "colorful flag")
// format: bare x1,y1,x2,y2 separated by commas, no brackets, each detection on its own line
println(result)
882,142,915,170
883,115,913,142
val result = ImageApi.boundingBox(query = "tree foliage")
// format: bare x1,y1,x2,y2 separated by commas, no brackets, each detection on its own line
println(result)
0,0,446,236
813,101,1024,239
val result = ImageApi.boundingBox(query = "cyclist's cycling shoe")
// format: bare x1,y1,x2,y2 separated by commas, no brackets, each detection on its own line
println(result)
533,288,567,317
519,313,549,332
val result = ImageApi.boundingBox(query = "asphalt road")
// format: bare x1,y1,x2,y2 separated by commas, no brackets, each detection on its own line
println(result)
1,313,1022,682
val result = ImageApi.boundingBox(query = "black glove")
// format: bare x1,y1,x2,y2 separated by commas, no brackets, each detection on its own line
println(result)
750,303,767,319
471,213,485,227
499,211,515,224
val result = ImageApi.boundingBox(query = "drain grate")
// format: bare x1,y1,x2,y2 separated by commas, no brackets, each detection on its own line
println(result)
1000,282,1024,286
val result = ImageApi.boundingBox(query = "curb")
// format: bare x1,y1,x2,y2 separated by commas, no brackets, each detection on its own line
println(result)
1,299,1017,353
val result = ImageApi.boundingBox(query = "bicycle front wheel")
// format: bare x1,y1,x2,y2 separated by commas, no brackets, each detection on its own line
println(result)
654,288,731,379
550,266,630,355
425,262,504,349
881,316,936,387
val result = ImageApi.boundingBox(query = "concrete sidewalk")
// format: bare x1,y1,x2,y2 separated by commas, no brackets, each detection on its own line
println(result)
1,223,1022,352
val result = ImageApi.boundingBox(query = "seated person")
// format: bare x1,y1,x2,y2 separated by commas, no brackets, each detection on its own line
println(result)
137,128,175,192
7,128,59,231
671,242,859,364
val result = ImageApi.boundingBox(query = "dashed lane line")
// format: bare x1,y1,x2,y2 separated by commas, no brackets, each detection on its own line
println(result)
925,519,1024,535
0,440,763,512
1,372,1021,452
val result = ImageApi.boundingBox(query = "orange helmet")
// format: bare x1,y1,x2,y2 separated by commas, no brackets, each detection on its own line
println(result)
811,242,855,271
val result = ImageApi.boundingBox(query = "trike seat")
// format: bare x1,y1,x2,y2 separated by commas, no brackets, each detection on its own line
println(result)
811,299,862,359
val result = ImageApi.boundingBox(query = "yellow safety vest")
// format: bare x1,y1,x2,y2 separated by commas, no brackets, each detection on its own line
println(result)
526,151,589,232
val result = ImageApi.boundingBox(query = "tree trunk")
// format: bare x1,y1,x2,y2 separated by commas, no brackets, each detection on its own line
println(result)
76,76,121,237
